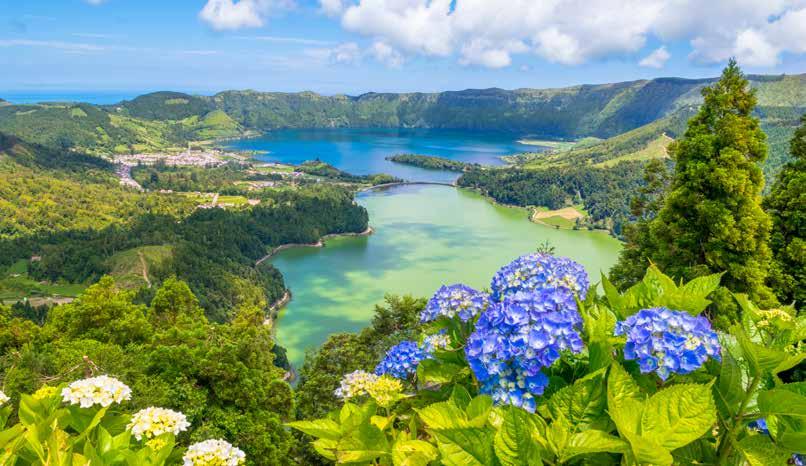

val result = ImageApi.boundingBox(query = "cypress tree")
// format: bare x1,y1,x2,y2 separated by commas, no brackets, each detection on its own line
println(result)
647,60,776,308
764,114,806,307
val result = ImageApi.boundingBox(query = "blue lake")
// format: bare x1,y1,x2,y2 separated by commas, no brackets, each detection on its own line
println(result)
227,128,541,182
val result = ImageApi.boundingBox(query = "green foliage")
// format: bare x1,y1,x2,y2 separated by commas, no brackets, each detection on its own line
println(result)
1,387,180,465
0,277,296,464
615,61,777,314
458,160,655,235
112,92,213,121
386,154,478,172
292,264,804,465
764,114,806,307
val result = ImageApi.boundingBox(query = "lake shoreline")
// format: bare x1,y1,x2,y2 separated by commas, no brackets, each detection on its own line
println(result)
255,226,375,266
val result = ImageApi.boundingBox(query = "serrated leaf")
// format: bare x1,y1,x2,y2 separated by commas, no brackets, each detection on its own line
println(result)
547,369,608,430
656,292,711,316
433,428,495,466
418,359,464,385
560,430,628,462
680,272,723,298
715,350,745,417
757,388,806,418
466,396,493,427
393,440,438,466
643,264,677,295
450,385,472,410
641,383,717,451
737,435,793,466
336,422,389,463
601,273,625,318
417,401,467,430
493,407,541,466
286,419,342,440
735,326,787,377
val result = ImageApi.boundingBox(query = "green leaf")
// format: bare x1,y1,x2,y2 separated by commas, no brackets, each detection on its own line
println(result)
417,401,467,430
626,433,674,465
601,273,625,318
560,430,628,462
547,368,608,430
737,435,794,466
466,396,493,427
336,422,390,463
735,326,787,377
715,350,745,418
418,359,464,385
680,272,723,298
450,385,472,410
286,419,342,440
641,383,717,451
493,407,541,466
607,363,644,436
656,291,712,316
757,388,806,419
393,440,438,466
642,264,677,295
433,428,495,466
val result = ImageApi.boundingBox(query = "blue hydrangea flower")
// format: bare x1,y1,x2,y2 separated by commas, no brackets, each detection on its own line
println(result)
749,418,769,434
615,307,721,381
421,284,489,322
375,341,431,379
465,290,584,412
490,253,589,302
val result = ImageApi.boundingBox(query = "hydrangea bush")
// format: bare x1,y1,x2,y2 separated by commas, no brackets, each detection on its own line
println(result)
291,254,805,466
0,375,246,465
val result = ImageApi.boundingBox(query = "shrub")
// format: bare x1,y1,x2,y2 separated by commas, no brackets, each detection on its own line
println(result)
290,254,805,465
0,376,246,465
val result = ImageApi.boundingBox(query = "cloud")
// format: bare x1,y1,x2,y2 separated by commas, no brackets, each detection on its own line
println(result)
237,35,334,45
0,39,106,52
320,0,344,16
639,46,670,68
322,0,806,68
305,42,362,64
199,0,291,30
370,41,404,67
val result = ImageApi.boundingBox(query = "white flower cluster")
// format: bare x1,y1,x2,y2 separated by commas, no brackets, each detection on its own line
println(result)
0,390,9,405
60,375,132,408
422,332,451,353
334,370,378,400
183,439,245,466
127,407,190,440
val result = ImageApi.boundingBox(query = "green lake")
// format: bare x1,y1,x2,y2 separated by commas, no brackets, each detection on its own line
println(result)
272,184,623,368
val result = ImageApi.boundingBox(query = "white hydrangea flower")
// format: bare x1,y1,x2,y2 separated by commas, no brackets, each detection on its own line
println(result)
0,390,9,405
422,332,451,353
127,407,190,440
334,370,378,400
183,439,246,466
60,375,132,408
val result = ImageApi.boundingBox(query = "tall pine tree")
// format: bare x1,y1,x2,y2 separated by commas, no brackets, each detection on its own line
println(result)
764,114,805,307
618,60,776,310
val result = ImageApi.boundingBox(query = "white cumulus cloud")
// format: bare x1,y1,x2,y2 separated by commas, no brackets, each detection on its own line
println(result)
320,0,806,69
370,41,404,67
199,0,291,30
639,46,670,68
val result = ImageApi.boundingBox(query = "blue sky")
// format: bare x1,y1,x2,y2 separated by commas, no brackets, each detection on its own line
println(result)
2,0,806,96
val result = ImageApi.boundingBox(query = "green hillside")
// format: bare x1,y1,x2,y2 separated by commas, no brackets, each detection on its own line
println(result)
109,91,213,121
105,245,174,289
522,109,693,169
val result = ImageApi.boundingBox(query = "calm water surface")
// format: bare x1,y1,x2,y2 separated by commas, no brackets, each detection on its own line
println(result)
273,185,622,367
228,128,540,183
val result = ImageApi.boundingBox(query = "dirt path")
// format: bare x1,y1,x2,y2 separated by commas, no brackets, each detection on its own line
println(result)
531,206,584,221
138,251,152,288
